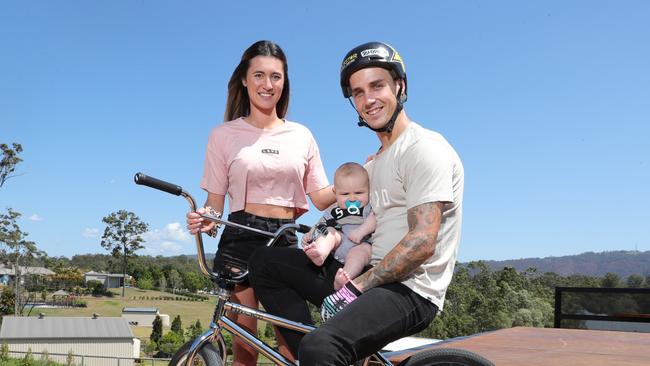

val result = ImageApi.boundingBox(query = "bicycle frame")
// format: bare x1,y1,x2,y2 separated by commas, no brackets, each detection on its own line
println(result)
189,287,316,366
133,173,393,366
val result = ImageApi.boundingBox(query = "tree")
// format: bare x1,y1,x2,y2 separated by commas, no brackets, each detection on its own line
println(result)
151,315,163,343
626,274,644,288
601,272,621,288
171,315,183,335
168,269,182,294
100,210,148,297
137,276,154,290
0,287,15,315
0,208,42,315
186,320,203,340
157,331,184,357
89,281,106,297
157,272,167,291
0,143,23,188
51,266,85,290
182,271,204,293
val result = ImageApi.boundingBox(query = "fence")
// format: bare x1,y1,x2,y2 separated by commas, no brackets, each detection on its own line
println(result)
554,286,650,332
5,350,170,366
4,350,284,366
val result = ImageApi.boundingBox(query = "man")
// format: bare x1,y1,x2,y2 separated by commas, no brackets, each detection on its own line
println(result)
248,41,464,365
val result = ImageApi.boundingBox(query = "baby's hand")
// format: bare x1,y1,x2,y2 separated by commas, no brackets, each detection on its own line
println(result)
301,233,313,246
347,228,364,244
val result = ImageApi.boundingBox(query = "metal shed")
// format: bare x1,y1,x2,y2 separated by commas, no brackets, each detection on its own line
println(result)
0,316,140,366
121,307,170,327
84,271,124,289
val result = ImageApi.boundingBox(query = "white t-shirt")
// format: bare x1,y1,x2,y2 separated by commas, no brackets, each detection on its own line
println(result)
365,122,464,310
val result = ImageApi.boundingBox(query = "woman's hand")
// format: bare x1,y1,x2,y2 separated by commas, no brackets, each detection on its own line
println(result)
186,207,216,235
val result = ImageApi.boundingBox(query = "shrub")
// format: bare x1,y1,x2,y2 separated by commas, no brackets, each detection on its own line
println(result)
1,343,9,362
66,350,75,366
74,300,87,308
21,347,34,366
156,332,184,357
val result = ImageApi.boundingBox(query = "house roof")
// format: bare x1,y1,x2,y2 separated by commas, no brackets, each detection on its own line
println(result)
52,289,70,296
122,307,159,314
0,266,55,276
84,271,125,278
0,317,134,339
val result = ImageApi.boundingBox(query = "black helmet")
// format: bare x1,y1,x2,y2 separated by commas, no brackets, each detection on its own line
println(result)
340,41,407,99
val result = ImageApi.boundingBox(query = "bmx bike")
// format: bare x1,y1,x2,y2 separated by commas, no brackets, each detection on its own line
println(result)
134,172,494,366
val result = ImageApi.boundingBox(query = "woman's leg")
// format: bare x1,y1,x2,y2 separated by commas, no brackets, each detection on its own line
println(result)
248,246,342,354
229,285,258,366
274,326,295,362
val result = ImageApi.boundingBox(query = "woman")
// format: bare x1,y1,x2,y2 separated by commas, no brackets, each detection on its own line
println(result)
186,40,334,366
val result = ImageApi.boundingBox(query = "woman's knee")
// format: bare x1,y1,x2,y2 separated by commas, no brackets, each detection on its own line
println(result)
248,247,272,281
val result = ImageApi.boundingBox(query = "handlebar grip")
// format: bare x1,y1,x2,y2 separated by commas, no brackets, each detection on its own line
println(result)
134,172,183,196
298,224,311,234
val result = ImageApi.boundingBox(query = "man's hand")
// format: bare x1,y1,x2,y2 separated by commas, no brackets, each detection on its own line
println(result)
320,281,362,321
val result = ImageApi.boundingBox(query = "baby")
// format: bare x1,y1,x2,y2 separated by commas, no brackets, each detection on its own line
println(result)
303,162,376,290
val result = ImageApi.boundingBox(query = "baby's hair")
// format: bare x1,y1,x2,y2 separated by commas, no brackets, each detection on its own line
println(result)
334,162,369,186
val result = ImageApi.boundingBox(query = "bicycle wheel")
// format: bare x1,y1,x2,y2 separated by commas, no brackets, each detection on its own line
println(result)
354,353,386,366
398,348,494,366
169,340,224,366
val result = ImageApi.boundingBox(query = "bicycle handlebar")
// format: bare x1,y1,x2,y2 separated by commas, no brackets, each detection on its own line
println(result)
134,172,183,196
134,172,311,284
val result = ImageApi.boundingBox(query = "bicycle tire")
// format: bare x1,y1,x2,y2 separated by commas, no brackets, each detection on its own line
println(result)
398,348,494,366
353,353,386,366
169,340,224,366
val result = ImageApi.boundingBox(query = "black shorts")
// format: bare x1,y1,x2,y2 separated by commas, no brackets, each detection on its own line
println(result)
213,210,297,280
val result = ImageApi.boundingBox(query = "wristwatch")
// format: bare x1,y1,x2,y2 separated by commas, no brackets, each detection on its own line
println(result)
204,206,222,238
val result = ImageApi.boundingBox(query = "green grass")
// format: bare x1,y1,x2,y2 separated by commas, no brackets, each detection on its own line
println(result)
26,288,218,340
26,287,279,364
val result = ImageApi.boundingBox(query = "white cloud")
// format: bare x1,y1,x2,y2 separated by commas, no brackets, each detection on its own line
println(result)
160,241,183,252
142,222,193,256
83,228,100,238
29,214,43,221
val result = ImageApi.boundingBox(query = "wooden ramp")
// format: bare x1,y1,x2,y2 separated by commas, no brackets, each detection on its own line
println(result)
386,327,650,365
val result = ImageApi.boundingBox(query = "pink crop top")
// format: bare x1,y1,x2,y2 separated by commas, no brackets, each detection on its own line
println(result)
200,118,329,217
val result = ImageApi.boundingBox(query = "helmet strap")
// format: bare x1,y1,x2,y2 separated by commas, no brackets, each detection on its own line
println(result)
350,85,404,134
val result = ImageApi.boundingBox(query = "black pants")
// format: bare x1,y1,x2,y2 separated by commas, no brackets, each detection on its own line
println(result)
248,246,438,365
214,211,296,284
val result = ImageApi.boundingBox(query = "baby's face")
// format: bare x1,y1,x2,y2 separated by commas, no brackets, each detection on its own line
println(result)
334,174,369,209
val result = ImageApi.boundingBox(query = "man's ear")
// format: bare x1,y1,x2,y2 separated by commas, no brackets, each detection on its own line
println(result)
395,79,407,103
394,79,405,92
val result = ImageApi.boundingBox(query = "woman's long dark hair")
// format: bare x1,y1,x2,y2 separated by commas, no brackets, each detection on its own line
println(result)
224,40,290,121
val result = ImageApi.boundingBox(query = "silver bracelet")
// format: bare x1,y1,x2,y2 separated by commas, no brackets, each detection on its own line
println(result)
204,206,222,238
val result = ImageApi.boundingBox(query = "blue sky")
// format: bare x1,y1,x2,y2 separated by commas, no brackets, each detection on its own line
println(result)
2,1,649,262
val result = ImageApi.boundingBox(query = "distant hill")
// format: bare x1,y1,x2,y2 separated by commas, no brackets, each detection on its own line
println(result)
480,250,650,277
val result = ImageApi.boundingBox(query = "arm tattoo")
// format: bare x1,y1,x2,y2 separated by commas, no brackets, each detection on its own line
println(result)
354,202,443,291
